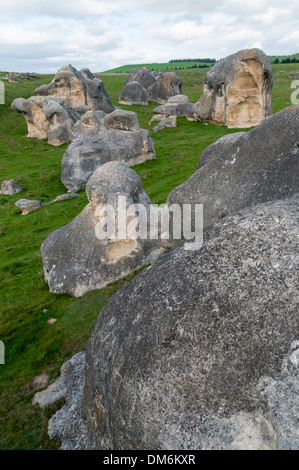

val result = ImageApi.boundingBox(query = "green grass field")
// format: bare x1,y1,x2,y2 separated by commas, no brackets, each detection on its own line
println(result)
102,53,299,72
0,61,299,449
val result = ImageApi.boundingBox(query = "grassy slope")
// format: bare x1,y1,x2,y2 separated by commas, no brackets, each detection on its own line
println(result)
101,61,213,73
0,61,299,449
269,52,299,62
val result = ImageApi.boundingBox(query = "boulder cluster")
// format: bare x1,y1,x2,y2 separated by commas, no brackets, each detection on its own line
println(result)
12,65,115,146
11,65,156,194
11,50,296,450
151,48,274,129
36,101,299,450
119,67,183,105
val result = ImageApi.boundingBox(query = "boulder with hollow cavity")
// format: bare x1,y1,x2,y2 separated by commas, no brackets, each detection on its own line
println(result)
195,48,273,128
34,64,114,114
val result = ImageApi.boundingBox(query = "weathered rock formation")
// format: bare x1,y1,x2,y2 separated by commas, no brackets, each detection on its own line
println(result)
119,68,182,105
167,104,299,239
41,162,165,297
11,96,80,146
12,65,115,145
33,351,86,409
0,179,26,195
61,109,156,192
15,194,79,215
119,81,149,106
152,94,199,122
45,194,299,449
289,72,299,79
6,72,18,83
196,132,246,170
151,115,177,132
148,71,183,104
34,65,114,114
196,48,273,128
15,199,42,215
71,110,107,139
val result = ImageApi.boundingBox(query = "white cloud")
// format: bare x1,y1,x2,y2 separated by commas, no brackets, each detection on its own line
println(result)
0,0,298,73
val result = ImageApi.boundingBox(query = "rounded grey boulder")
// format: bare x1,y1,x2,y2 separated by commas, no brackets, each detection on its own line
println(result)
0,179,26,195
168,104,299,236
48,195,299,449
125,67,157,90
41,162,164,297
119,81,149,106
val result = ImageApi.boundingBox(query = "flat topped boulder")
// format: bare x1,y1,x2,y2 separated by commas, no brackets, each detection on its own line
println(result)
48,195,299,450
34,64,114,113
71,110,107,139
196,48,273,128
15,199,42,215
167,104,299,236
102,109,140,131
41,162,164,297
61,110,155,192
152,94,199,120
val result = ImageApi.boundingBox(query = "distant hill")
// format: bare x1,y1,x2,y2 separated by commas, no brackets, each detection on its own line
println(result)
101,60,215,73
269,53,299,63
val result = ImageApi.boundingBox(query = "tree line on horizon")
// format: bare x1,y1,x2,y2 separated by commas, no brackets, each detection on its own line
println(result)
169,58,216,63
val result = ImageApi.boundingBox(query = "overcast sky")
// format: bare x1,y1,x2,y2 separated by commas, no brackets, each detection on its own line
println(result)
1,0,298,73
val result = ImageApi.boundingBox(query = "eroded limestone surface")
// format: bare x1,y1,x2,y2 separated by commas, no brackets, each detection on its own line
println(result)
196,48,273,128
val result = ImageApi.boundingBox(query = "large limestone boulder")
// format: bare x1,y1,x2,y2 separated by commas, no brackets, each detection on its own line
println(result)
11,96,79,146
41,162,165,297
34,65,114,114
119,68,182,105
125,67,157,90
147,71,183,104
119,81,149,105
196,48,273,128
167,104,299,236
46,195,299,449
61,109,156,192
